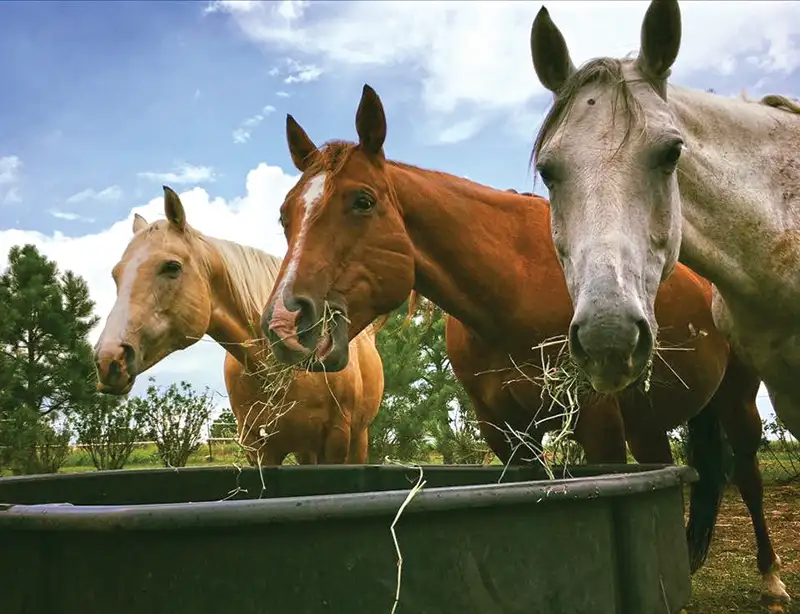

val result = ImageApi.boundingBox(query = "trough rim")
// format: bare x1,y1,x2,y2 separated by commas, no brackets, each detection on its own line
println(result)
0,463,697,532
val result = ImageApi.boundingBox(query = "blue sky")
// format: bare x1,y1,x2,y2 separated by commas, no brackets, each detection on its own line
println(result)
0,0,548,234
2,0,800,425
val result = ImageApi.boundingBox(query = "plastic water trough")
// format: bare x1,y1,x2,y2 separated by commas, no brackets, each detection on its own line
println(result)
0,462,697,614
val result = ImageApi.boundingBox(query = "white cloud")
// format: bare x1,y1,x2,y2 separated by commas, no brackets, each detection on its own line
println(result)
2,188,21,205
0,162,298,415
232,129,251,145
137,163,217,185
268,67,280,77
0,156,20,186
48,210,95,223
210,0,800,141
276,91,291,98
65,185,123,205
434,118,484,145
232,105,277,144
283,58,323,84
0,155,22,205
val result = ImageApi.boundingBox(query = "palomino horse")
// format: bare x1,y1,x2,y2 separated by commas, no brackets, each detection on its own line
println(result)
259,84,788,606
529,0,800,445
93,187,386,466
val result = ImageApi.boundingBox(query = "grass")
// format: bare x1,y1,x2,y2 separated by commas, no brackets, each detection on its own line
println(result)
57,440,271,473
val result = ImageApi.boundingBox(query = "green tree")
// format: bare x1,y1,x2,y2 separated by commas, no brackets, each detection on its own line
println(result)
371,298,487,464
210,408,238,438
135,378,215,468
73,395,147,471
402,300,487,464
370,302,435,462
0,244,100,474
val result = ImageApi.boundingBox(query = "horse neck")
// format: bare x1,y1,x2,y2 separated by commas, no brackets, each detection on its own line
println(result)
387,163,565,338
668,85,800,305
200,236,280,369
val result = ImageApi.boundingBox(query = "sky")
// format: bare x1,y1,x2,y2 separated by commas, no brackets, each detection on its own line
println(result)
1,0,798,425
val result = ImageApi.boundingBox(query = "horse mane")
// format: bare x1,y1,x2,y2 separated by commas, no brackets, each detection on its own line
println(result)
201,235,283,325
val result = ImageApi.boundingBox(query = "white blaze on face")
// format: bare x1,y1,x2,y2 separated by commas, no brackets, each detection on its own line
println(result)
95,245,150,351
278,173,327,296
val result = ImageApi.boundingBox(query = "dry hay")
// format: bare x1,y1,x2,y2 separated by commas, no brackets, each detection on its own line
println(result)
481,331,694,482
217,302,345,499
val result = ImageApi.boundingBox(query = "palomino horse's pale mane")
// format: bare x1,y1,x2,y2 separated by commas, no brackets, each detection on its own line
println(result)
206,237,283,325
531,56,800,167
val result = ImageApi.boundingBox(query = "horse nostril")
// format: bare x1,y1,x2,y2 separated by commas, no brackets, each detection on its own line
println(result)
632,317,654,365
107,360,121,378
290,295,319,332
569,320,590,365
120,343,136,371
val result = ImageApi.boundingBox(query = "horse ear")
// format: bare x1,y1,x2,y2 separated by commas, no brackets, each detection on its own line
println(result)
163,185,187,231
636,0,681,80
531,6,576,95
286,114,319,172
132,213,148,233
355,84,387,156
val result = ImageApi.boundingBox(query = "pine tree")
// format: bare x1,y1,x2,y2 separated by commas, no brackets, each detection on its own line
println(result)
0,244,100,473
370,298,486,463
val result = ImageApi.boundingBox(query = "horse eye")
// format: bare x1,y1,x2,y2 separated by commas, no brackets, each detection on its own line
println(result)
536,164,555,189
352,193,375,212
161,260,182,276
659,140,684,170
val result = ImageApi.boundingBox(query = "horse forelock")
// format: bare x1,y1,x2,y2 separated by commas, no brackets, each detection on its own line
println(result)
531,57,650,168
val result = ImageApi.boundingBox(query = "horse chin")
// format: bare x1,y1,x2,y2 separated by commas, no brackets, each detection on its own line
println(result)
96,376,136,396
582,359,646,395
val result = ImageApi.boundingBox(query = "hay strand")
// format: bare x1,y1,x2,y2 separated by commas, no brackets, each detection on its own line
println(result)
387,461,427,614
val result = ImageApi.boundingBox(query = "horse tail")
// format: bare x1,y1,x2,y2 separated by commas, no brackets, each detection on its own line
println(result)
684,398,732,573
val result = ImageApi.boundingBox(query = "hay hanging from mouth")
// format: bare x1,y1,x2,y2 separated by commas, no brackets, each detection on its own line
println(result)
486,330,695,482
488,335,594,481
227,301,344,483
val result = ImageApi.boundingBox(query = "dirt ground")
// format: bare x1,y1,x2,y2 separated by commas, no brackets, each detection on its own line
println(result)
686,481,799,613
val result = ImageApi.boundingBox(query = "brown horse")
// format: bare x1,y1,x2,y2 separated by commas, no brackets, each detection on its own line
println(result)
259,84,788,606
93,187,386,466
